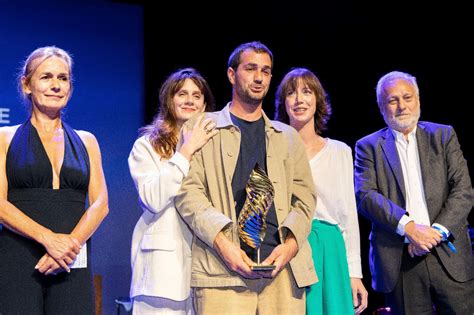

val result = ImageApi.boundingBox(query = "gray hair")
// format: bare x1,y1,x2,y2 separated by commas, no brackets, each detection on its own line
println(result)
376,71,418,107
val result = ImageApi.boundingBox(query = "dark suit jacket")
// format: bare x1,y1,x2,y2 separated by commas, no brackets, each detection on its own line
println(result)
354,121,474,292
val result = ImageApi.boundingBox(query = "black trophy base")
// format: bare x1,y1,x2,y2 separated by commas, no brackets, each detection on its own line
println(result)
251,265,276,271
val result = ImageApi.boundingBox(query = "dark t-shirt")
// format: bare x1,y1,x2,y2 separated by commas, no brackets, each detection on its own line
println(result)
230,113,279,262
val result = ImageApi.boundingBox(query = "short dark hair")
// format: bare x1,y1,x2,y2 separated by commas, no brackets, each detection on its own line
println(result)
227,41,273,70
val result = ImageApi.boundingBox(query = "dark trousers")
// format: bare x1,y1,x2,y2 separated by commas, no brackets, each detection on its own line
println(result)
0,268,95,314
385,247,474,315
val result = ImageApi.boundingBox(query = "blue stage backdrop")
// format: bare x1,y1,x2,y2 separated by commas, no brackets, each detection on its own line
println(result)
0,1,144,312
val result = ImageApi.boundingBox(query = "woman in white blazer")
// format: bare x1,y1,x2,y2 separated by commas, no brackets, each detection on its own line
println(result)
128,68,217,314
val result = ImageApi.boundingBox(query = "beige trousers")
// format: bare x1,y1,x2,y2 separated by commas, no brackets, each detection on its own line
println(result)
193,268,305,315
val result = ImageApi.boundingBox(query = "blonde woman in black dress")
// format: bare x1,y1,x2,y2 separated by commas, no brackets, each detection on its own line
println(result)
0,46,108,314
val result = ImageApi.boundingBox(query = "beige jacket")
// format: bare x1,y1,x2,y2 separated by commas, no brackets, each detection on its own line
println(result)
175,104,318,288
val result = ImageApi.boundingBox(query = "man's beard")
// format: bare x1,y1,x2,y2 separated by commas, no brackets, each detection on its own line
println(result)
384,110,420,133
236,85,266,106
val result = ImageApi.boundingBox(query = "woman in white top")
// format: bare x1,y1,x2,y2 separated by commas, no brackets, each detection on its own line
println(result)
128,68,218,314
274,67,368,314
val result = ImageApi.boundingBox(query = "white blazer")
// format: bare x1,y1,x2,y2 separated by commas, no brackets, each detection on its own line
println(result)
128,136,192,301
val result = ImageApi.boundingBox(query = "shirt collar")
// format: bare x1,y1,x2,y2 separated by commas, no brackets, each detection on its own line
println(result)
216,102,282,133
391,126,417,143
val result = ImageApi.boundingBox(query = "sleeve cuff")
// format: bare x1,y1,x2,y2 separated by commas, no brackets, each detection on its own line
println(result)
397,215,414,236
347,256,363,278
169,152,190,176
198,211,233,248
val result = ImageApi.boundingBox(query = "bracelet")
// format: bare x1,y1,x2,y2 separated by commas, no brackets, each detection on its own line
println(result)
432,225,456,253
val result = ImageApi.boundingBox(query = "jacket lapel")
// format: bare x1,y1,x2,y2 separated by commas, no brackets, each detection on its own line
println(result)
416,124,435,220
216,105,240,218
381,129,406,202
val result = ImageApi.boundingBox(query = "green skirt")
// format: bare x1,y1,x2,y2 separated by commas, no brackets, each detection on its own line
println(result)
306,219,353,315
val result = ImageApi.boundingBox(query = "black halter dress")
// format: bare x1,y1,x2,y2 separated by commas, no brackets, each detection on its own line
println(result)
0,119,95,314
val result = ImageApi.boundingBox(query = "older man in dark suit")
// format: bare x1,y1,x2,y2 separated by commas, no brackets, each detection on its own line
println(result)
355,71,474,314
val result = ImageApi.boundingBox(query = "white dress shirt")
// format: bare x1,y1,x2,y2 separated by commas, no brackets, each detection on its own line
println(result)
392,128,431,237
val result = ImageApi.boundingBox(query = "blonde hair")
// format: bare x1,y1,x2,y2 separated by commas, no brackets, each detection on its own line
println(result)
18,46,74,108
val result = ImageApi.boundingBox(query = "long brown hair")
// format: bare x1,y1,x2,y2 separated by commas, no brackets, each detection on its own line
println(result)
140,68,215,159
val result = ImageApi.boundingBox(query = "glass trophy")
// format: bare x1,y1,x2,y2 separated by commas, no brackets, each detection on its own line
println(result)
238,163,276,271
